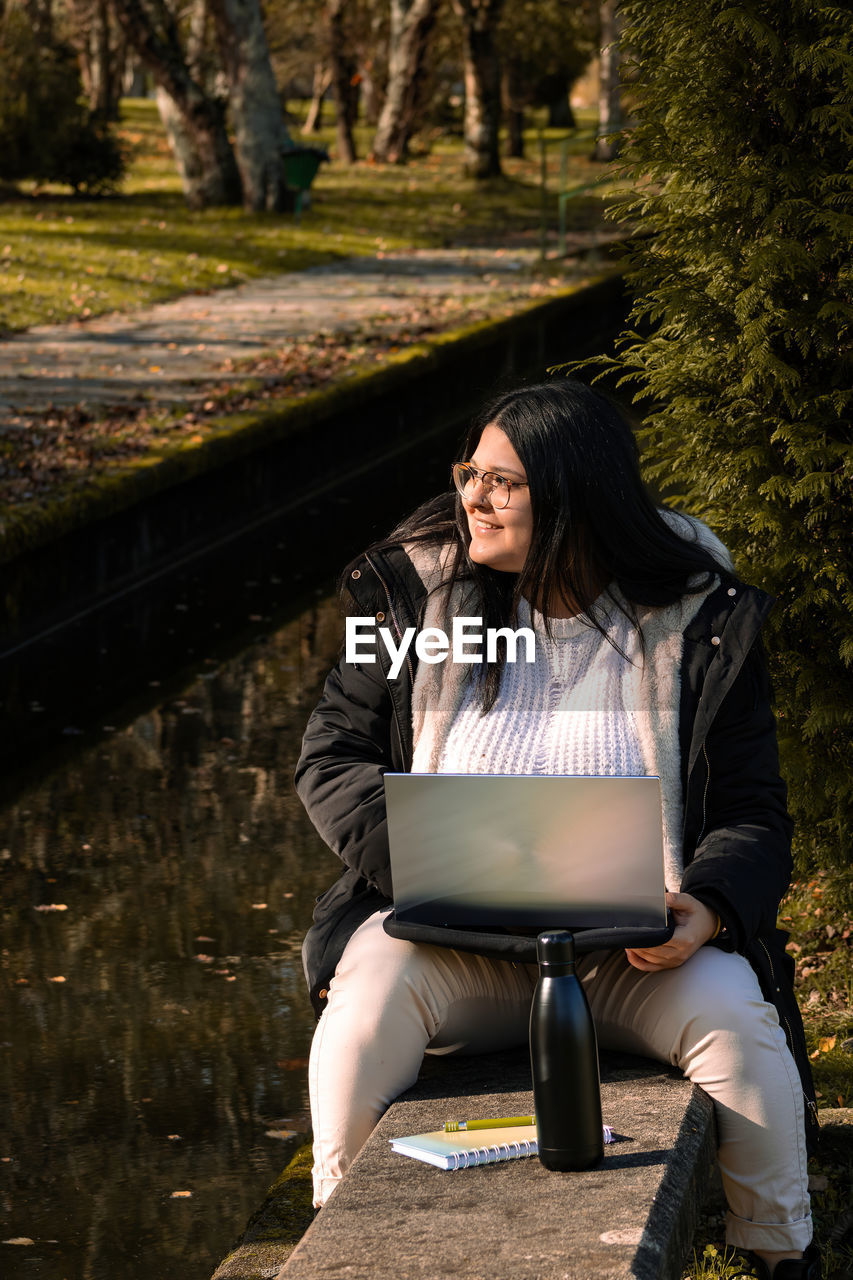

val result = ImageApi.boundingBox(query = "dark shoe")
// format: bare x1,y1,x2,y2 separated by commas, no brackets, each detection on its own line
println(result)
752,1243,820,1280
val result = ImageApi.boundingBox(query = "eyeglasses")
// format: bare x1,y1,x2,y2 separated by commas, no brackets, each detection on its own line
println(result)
451,462,529,510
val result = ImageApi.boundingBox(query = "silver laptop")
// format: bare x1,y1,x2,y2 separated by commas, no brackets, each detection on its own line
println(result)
383,773,667,930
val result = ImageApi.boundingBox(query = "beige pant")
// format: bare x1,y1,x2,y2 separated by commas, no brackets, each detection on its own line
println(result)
308,910,812,1252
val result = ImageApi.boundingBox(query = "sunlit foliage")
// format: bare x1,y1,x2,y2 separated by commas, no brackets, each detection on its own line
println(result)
605,0,853,871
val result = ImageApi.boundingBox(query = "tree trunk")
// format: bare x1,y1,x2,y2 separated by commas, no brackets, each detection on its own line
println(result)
371,0,440,164
360,59,382,128
502,57,523,159
122,58,148,98
186,0,209,71
326,0,357,164
547,84,576,129
302,62,331,133
155,85,241,208
91,0,122,119
112,0,242,208
67,0,121,118
451,0,504,180
594,0,622,161
209,0,293,211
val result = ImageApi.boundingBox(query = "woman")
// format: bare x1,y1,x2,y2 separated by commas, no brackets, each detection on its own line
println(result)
295,381,819,1280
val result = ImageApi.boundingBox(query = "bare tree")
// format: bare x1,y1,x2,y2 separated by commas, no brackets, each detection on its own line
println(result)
302,60,331,133
326,0,357,163
593,0,621,161
496,1,597,148
501,54,523,158
451,0,503,179
358,1,387,126
112,0,242,207
66,0,124,119
209,0,294,209
113,0,293,209
371,0,440,163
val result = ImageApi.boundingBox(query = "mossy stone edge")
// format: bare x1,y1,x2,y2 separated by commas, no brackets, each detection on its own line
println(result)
0,274,618,568
211,1143,313,1280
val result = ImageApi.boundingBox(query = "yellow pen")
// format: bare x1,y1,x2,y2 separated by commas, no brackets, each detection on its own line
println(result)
443,1115,536,1132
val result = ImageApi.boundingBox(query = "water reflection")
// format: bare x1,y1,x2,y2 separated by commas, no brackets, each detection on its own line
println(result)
0,597,343,1280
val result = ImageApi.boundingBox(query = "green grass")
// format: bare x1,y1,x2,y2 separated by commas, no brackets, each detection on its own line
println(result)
0,100,618,334
782,873,853,1112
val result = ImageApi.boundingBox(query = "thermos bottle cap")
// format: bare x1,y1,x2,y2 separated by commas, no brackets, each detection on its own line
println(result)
536,930,575,966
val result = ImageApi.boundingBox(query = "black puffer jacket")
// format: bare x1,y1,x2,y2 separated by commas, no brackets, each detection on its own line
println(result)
295,545,818,1148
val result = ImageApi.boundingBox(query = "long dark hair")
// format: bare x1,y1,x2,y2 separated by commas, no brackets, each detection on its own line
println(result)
356,379,730,708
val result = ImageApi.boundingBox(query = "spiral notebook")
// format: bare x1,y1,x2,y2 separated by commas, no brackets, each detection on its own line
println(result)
390,1122,614,1170
390,1124,540,1169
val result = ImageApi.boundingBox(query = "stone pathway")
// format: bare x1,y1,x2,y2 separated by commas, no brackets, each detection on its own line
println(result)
0,246,592,425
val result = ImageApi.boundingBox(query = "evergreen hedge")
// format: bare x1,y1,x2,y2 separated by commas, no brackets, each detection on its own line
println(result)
600,1,853,870
0,11,125,194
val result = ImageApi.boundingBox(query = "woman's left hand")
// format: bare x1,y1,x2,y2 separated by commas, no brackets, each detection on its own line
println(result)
625,892,719,972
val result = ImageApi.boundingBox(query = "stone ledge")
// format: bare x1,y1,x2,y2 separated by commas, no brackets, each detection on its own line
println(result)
0,274,622,569
277,1048,716,1280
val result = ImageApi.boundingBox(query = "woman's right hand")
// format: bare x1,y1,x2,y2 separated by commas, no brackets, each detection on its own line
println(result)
625,891,718,972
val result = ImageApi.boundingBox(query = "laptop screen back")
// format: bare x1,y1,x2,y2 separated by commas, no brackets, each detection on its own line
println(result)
383,773,667,930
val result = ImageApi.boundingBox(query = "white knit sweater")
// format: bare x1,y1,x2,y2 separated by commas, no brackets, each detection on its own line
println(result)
437,595,645,779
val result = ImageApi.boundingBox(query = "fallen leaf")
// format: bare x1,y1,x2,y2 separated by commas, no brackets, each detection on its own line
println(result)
3,1238,35,1245
819,1035,837,1053
34,904,68,912
265,1128,298,1140
251,903,268,910
276,1058,309,1070
49,975,66,983
170,1190,192,1199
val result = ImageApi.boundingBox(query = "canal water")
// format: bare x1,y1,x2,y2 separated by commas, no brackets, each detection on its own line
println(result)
0,388,469,1279
0,590,348,1279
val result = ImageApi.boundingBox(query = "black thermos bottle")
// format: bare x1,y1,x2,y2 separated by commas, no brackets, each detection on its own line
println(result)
529,929,604,1171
